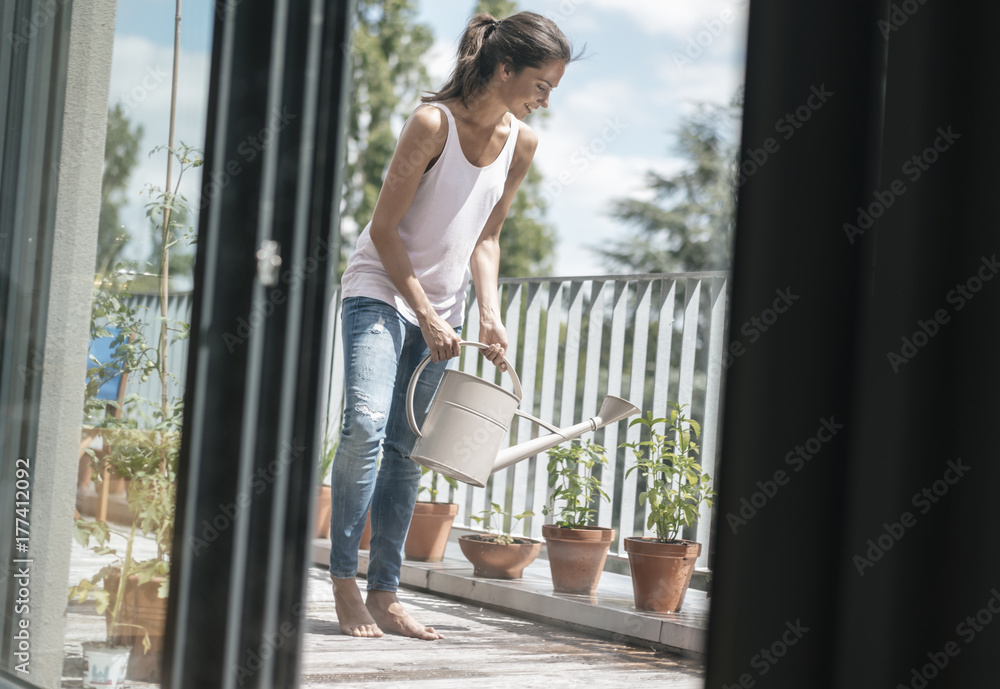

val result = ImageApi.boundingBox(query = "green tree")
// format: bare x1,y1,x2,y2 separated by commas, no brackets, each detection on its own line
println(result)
338,0,557,278
340,0,434,272
596,94,742,273
96,105,143,276
474,0,557,277
498,165,555,276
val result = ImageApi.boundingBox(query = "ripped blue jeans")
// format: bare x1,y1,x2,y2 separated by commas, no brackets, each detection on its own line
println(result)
328,296,455,591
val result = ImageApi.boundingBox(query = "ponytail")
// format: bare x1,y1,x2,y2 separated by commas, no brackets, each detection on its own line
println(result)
422,11,579,108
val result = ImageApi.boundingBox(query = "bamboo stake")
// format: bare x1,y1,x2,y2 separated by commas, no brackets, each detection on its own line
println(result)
158,0,182,471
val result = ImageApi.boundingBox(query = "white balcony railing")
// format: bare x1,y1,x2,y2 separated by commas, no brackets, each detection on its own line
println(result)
320,272,729,570
119,272,728,572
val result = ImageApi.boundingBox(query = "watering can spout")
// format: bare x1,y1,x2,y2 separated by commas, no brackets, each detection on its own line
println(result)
492,395,640,473
407,341,640,488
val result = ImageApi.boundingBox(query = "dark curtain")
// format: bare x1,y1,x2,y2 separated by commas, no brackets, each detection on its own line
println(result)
707,1,1000,687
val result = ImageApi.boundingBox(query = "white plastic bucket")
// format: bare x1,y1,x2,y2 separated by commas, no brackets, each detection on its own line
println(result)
83,643,130,688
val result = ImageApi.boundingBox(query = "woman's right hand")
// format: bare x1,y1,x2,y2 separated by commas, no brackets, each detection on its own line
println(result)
419,311,462,363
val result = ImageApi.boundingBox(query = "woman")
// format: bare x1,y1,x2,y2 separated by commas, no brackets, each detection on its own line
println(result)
329,11,577,640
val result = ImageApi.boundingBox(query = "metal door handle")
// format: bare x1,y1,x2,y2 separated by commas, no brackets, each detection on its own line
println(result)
256,240,282,286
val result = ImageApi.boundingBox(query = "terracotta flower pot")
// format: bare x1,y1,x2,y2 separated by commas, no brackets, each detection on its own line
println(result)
458,535,541,579
405,502,459,562
315,485,332,539
103,571,168,681
542,525,615,594
624,537,701,613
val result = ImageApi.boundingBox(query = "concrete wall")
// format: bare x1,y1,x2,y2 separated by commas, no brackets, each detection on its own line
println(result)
31,1,118,686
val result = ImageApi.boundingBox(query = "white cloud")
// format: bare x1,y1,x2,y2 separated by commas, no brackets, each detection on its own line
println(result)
659,54,744,110
534,118,689,276
585,0,747,39
108,35,210,269
425,37,457,91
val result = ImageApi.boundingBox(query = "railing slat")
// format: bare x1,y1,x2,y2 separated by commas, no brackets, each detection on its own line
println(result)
559,281,584,429
646,279,677,535
677,278,701,417
580,281,606,433
533,281,564,538
676,279,702,540
696,276,728,567
599,281,628,532
513,282,542,535
488,283,521,528
651,279,677,420
618,280,652,551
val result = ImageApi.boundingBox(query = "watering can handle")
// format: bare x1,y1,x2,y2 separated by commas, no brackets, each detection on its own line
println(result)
406,340,521,438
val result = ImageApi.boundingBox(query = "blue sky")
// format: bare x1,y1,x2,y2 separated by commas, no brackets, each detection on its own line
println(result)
110,0,748,277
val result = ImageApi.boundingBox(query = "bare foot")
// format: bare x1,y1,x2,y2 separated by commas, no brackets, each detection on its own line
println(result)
332,576,383,638
365,589,444,640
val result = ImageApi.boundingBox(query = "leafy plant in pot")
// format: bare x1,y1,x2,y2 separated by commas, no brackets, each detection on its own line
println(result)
622,404,715,613
542,440,616,594
72,279,183,682
459,502,540,578
70,141,197,682
404,466,460,562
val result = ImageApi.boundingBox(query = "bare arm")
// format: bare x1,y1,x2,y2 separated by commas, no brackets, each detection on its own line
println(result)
469,122,540,371
367,106,460,363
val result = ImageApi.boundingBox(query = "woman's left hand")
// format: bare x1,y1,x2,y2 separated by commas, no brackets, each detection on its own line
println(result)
479,321,508,372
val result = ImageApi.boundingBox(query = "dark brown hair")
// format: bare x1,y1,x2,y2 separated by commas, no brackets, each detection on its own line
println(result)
422,11,579,108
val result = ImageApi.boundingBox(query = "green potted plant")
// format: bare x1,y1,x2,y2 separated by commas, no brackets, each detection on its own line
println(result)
70,138,197,681
459,502,540,578
622,403,715,613
72,279,183,682
404,466,460,562
541,439,616,594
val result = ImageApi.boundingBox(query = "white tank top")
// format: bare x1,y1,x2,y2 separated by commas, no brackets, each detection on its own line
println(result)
341,102,520,327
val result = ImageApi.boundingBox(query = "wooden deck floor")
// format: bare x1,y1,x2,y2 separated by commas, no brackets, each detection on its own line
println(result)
62,532,705,688
300,569,706,688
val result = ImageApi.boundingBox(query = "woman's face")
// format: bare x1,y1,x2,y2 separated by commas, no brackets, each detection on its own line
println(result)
503,60,567,119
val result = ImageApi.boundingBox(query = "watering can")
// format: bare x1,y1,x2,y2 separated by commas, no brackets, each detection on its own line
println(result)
406,341,640,488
